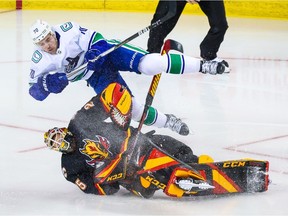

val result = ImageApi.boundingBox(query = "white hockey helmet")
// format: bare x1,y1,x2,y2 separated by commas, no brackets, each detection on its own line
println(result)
30,19,53,44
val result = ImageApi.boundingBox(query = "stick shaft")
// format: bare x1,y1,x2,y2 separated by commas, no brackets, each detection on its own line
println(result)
67,2,176,79
136,73,162,132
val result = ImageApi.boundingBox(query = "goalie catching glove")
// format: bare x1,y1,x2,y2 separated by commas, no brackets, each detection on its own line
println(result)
100,82,132,131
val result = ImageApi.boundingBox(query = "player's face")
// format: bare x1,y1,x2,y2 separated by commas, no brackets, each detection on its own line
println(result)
50,133,65,151
37,33,58,55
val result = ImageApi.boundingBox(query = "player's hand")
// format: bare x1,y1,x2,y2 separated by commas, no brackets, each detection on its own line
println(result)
39,73,68,93
84,49,105,71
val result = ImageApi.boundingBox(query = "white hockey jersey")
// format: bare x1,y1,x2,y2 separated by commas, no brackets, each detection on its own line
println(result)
29,21,102,85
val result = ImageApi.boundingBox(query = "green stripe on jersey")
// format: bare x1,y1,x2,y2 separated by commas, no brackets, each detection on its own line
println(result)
167,53,184,74
144,106,157,126
107,39,148,55
91,32,105,44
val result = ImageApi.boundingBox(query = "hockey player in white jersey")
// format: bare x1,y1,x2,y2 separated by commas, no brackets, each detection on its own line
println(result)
29,20,226,136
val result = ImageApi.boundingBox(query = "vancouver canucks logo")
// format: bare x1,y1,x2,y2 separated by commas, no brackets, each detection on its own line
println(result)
80,135,110,167
65,51,83,73
60,22,73,32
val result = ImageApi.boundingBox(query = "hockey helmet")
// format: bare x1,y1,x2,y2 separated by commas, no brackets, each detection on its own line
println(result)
44,127,73,153
100,83,132,130
30,19,53,44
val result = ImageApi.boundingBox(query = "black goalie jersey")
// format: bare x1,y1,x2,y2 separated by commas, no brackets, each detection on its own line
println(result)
61,95,133,195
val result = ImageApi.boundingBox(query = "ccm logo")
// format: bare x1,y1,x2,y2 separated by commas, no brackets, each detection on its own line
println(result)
107,173,123,181
223,161,246,168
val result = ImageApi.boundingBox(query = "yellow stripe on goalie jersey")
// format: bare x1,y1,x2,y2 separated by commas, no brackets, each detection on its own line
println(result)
212,170,238,192
97,157,122,178
94,183,106,195
95,129,131,180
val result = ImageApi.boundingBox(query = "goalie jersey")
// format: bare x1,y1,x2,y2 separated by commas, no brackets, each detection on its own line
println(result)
61,95,132,195
59,94,197,196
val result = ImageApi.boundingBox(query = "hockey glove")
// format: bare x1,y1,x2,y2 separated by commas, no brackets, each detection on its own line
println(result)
39,73,68,94
84,49,105,71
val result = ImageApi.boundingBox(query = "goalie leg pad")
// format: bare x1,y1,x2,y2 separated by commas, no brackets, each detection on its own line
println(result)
194,159,270,195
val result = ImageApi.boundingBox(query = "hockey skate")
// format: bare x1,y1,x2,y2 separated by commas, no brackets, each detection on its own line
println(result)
200,60,225,75
212,57,230,73
164,114,189,136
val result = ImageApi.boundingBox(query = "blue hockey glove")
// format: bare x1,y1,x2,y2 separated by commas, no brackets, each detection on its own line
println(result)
84,49,105,71
39,73,68,93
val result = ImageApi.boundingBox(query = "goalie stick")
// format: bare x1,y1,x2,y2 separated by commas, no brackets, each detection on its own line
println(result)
135,39,183,136
128,40,176,153
128,39,210,188
66,1,177,80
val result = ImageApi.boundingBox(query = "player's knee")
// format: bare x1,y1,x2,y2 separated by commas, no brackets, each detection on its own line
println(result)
138,53,166,75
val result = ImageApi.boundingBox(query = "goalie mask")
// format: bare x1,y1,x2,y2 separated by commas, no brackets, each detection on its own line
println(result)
100,83,132,131
44,127,74,154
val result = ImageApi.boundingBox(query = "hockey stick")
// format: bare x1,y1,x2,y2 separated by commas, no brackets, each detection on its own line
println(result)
130,39,206,179
135,73,161,134
130,39,171,148
135,38,184,133
67,2,177,80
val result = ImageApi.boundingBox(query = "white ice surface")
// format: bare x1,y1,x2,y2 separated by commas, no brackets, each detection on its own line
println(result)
0,10,287,215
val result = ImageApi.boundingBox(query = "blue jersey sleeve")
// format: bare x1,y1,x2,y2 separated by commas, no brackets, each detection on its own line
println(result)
90,38,147,74
109,46,145,73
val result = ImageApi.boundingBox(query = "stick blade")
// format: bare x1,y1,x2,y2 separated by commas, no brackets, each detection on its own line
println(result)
162,39,184,54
